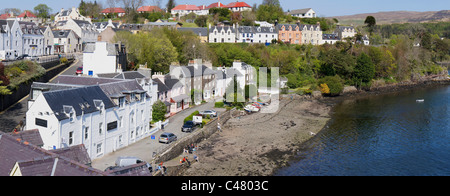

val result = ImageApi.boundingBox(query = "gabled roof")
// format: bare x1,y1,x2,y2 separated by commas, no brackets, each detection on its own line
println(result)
137,6,162,12
7,129,44,147
18,11,37,18
101,7,126,14
226,1,251,8
177,27,208,37
172,4,201,11
42,86,115,121
52,75,123,85
50,144,91,166
0,133,106,176
287,8,313,15
206,2,226,9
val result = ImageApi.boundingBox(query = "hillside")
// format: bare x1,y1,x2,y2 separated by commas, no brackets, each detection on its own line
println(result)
330,10,450,25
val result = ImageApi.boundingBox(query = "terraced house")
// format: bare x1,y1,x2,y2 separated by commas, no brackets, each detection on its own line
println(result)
26,76,156,160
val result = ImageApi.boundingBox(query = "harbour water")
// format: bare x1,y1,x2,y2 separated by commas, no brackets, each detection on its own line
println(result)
276,85,450,176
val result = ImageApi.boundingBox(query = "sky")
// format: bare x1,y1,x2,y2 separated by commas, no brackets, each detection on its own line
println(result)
1,0,449,17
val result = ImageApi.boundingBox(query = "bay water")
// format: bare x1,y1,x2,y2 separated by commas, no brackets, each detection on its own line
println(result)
276,85,450,176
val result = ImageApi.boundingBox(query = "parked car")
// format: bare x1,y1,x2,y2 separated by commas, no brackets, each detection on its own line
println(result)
16,54,28,60
159,132,177,144
76,67,83,75
200,110,217,117
181,121,196,132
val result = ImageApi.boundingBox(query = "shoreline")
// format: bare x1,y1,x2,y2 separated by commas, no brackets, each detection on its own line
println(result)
173,78,450,176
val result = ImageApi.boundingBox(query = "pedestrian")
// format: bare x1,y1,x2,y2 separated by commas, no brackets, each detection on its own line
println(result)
194,155,199,163
217,122,222,132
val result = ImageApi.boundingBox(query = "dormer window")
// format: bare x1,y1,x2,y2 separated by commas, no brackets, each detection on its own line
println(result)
63,105,75,122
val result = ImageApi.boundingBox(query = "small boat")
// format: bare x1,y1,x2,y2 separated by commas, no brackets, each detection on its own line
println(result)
416,99,425,102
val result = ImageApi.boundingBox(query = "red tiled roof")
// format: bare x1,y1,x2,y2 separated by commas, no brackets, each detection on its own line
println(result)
206,2,226,9
18,11,37,18
226,1,251,8
137,6,163,12
172,4,200,11
101,7,126,14
0,13,13,19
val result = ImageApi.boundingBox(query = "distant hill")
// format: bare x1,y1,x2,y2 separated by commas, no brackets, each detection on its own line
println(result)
330,10,450,26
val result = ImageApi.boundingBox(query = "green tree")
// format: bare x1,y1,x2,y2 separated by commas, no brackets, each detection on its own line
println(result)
364,16,376,34
256,3,284,23
194,15,208,27
354,52,375,84
318,75,344,96
34,4,52,18
152,100,167,122
166,0,176,13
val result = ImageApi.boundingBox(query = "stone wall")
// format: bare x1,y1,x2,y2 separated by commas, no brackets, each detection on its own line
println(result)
153,108,241,164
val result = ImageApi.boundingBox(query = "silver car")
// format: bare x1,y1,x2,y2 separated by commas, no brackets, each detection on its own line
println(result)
200,110,217,117
159,132,177,144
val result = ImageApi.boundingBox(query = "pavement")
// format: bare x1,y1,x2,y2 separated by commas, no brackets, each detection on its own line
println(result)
91,101,221,171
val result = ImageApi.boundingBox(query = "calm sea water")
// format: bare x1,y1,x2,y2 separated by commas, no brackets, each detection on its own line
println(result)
276,85,450,176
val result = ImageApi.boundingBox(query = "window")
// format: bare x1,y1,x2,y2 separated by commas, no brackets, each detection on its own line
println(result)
69,132,73,145
84,126,89,140
119,116,123,127
107,121,118,131
119,97,125,108
99,123,103,135
35,118,47,128
96,143,103,155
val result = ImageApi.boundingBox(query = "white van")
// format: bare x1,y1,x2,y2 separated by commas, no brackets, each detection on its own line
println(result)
115,156,145,167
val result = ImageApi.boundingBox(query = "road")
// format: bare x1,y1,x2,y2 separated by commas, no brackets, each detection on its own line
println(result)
91,101,221,171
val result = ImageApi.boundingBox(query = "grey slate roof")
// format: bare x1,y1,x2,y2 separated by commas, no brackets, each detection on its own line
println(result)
84,42,118,56
51,75,123,85
42,86,115,121
178,27,208,37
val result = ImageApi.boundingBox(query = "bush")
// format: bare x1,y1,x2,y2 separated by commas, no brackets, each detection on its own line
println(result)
319,83,330,94
318,75,344,96
60,57,68,64
215,102,225,108
184,110,200,123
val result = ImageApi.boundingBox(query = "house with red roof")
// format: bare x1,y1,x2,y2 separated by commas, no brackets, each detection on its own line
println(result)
137,6,163,13
171,4,209,17
206,1,227,9
226,1,252,12
101,7,126,17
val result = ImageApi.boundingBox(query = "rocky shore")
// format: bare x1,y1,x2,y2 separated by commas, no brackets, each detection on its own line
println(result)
175,77,450,176
180,97,332,176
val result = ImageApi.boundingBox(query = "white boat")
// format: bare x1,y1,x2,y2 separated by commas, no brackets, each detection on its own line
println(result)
416,99,424,102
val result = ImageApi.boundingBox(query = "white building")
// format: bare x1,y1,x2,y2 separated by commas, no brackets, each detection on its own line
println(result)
55,7,91,23
55,18,99,46
53,30,81,53
40,26,54,56
83,42,126,76
254,26,278,44
321,34,340,45
20,21,45,58
226,1,252,12
209,25,237,43
26,77,155,160
171,4,208,17
0,19,23,60
335,25,357,40
301,24,322,45
287,8,316,18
